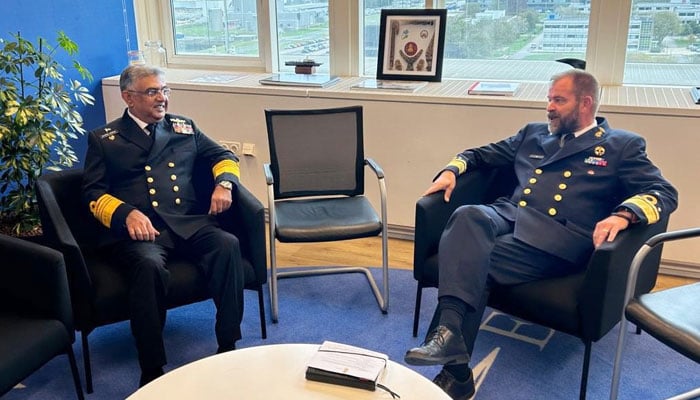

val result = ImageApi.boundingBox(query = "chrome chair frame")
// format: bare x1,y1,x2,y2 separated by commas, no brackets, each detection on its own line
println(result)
263,106,389,323
610,227,700,400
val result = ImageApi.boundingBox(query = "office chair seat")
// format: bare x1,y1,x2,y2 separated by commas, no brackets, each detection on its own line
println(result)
275,196,382,242
625,282,700,363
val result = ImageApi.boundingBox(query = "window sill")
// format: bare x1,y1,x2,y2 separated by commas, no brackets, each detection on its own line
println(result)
102,69,700,118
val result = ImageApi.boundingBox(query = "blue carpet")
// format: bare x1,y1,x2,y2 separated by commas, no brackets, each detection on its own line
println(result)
5,268,699,399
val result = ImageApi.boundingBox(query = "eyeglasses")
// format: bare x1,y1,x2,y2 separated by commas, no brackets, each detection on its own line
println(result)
127,87,172,98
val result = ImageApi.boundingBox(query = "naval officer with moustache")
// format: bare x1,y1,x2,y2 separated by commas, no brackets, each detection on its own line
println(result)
82,65,244,387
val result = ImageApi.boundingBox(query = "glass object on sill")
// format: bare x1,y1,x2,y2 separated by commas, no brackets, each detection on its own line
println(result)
127,50,145,66
144,40,167,68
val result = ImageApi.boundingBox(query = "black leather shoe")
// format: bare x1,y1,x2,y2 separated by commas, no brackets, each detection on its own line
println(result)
404,325,470,366
139,367,164,387
433,368,475,400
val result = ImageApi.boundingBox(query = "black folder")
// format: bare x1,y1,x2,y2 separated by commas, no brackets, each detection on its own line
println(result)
305,366,377,391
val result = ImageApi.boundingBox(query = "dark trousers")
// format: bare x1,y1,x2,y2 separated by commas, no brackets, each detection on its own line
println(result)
109,224,244,371
431,204,582,354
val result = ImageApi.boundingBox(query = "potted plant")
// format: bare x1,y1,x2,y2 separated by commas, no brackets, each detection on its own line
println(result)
0,31,94,237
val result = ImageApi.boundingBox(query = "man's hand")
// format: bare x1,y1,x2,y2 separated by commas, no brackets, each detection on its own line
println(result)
593,214,631,248
209,185,233,215
423,170,457,202
125,210,159,241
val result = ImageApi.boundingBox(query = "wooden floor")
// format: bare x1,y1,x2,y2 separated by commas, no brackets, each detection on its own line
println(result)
274,236,697,291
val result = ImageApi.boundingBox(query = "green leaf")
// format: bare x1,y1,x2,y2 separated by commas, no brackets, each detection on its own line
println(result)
0,30,93,235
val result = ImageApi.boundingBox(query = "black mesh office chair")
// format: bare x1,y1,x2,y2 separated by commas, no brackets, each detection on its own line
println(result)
610,228,700,400
263,105,389,323
0,234,84,399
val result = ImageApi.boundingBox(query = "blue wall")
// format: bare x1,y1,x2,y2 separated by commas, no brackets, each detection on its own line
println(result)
2,0,137,166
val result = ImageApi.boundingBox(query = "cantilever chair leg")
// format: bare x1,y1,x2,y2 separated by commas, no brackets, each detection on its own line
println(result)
267,174,389,323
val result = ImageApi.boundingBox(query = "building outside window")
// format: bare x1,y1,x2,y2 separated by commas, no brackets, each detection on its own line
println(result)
164,0,700,86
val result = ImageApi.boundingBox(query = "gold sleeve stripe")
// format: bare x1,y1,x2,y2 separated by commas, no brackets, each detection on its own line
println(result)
212,159,240,179
447,158,467,175
89,194,124,228
623,194,660,224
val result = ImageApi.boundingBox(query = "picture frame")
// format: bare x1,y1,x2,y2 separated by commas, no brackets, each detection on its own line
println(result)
376,9,447,82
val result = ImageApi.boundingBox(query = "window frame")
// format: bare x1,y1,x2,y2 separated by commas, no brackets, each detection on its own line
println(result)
134,0,692,87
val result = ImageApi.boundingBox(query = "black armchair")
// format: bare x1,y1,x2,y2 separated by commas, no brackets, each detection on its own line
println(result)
0,234,83,399
412,167,669,400
36,167,267,393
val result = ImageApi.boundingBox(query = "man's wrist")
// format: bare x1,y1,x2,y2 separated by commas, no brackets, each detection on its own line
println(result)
218,180,233,190
611,210,637,224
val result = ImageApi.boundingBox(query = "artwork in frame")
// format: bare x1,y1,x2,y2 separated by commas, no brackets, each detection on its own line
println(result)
376,9,447,82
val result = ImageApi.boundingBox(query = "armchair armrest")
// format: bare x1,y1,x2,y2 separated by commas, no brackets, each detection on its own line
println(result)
578,215,669,339
219,183,267,284
413,168,504,282
0,235,74,337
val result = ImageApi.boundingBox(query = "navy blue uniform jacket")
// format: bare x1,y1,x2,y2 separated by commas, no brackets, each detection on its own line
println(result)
442,117,678,265
82,110,240,246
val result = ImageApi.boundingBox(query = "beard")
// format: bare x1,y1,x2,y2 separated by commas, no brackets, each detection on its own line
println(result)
548,106,579,135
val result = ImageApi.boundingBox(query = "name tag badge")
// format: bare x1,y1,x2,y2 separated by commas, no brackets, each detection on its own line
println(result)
100,128,119,140
529,154,544,159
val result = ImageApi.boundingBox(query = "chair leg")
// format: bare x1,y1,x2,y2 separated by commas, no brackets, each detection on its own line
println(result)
66,344,85,400
268,214,279,323
81,332,93,394
413,284,423,337
269,253,279,323
579,340,592,400
256,285,267,339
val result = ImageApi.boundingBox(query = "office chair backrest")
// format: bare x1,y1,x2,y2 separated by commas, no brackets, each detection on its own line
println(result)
264,106,365,199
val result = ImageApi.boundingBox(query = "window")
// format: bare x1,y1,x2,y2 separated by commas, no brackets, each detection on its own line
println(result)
363,1,590,81
141,0,700,86
274,0,330,73
171,0,260,57
623,0,700,85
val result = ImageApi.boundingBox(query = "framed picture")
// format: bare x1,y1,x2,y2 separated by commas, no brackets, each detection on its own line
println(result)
376,9,447,82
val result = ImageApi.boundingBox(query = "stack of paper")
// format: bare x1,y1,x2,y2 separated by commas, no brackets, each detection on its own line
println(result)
305,341,388,391
467,81,520,96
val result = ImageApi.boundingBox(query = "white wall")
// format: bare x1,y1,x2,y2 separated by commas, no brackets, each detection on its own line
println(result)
103,71,700,276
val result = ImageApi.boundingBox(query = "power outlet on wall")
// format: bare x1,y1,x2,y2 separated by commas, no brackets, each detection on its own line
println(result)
220,140,241,155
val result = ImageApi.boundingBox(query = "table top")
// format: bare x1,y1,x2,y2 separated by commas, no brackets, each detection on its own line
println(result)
127,343,451,399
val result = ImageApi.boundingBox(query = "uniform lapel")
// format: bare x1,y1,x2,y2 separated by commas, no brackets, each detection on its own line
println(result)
539,132,562,158
120,117,154,152
540,126,606,166
148,121,171,158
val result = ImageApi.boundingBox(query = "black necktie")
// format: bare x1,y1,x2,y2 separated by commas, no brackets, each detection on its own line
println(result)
146,123,157,137
560,132,574,148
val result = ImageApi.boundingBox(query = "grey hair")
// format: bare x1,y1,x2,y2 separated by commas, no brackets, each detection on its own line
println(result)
119,65,165,91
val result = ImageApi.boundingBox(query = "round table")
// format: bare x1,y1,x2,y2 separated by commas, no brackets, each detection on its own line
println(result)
127,343,451,399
